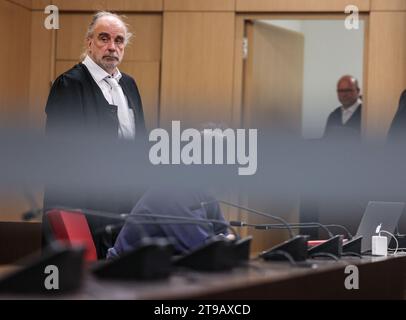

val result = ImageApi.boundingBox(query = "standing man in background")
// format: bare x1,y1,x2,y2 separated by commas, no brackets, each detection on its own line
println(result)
310,75,364,237
44,11,146,257
324,75,362,139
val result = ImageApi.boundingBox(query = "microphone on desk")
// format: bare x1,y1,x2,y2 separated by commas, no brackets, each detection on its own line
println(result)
202,199,309,263
212,200,356,261
100,211,252,272
187,200,254,268
254,222,360,257
255,223,361,257
307,235,343,260
202,199,294,237
223,195,359,259
232,220,334,238
103,208,358,265
254,222,359,257
230,219,350,260
228,220,310,262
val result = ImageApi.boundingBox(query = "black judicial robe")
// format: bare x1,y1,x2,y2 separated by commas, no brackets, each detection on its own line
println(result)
324,104,362,139
387,90,406,142
45,63,145,138
43,63,146,258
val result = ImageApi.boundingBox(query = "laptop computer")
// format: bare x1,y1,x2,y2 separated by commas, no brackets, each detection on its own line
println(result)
355,201,405,253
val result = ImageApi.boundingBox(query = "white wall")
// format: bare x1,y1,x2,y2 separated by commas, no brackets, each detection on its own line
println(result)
259,20,303,33
266,20,365,139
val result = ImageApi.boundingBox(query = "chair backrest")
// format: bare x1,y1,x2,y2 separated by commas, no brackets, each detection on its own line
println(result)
46,209,97,262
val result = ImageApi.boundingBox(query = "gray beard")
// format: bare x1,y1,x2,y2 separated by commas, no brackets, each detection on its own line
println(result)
99,61,118,75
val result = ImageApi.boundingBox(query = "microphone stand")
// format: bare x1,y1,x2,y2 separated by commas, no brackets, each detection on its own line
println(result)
204,199,309,262
214,199,294,238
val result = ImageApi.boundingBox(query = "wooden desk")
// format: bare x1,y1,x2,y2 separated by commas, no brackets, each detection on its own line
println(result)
1,254,405,299
0,222,41,264
47,254,406,299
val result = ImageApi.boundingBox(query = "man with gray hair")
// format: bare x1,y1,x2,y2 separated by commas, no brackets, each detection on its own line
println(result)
44,12,146,258
46,11,145,139
324,75,362,139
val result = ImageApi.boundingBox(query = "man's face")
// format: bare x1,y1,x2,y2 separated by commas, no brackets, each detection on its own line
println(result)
337,79,360,109
87,16,126,74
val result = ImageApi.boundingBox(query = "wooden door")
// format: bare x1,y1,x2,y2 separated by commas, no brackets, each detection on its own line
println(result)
243,20,304,133
242,21,304,253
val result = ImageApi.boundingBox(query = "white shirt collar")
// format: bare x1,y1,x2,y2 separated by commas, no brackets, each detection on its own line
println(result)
342,98,362,114
82,55,122,84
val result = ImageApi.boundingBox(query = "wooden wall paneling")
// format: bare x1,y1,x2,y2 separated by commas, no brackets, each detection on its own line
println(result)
52,0,108,12
0,1,38,222
236,13,360,21
160,12,235,127
236,0,370,12
107,0,163,12
232,15,244,128
364,12,406,139
5,0,32,9
34,0,164,11
56,13,91,61
120,61,161,130
0,0,31,123
164,0,235,12
124,14,162,61
371,0,406,11
29,11,53,128
31,0,52,10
